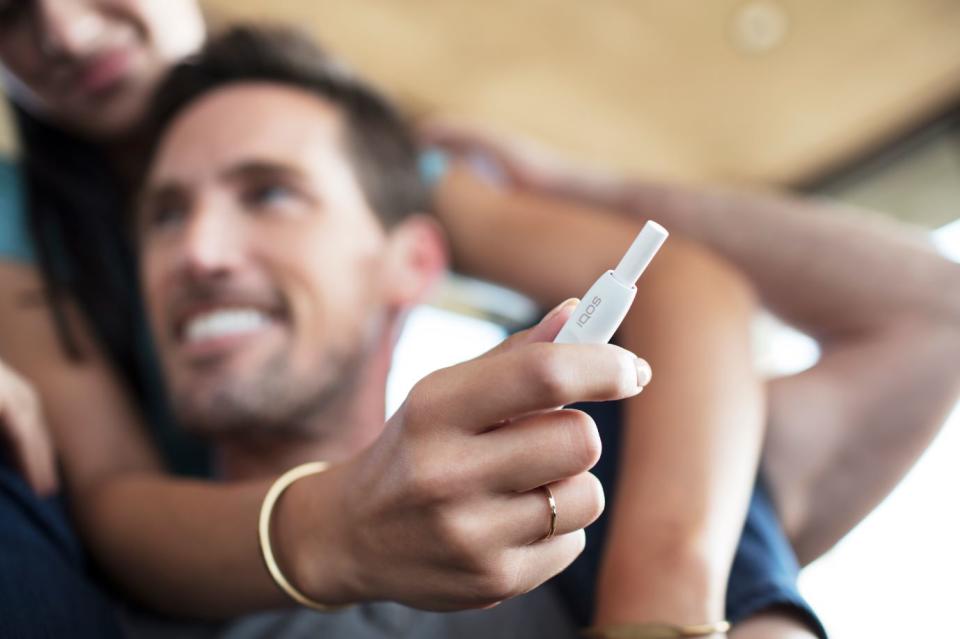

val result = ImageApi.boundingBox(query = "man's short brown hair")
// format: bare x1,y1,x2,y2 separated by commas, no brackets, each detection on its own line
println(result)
142,24,428,228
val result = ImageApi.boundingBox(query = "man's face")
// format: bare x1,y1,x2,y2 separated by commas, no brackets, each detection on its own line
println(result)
139,83,398,437
0,0,204,137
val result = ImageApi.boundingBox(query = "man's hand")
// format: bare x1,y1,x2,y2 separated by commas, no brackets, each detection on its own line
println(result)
283,300,650,611
0,358,58,495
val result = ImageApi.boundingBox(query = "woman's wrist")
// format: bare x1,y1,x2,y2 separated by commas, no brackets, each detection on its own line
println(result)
593,539,727,627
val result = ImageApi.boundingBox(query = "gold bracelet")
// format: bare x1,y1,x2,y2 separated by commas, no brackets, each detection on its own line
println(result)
258,461,348,612
582,620,731,638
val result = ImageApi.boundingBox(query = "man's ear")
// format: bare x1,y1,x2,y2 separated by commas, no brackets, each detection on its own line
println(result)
381,214,449,307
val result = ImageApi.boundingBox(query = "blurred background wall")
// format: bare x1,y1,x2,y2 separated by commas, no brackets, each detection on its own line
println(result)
3,1,960,201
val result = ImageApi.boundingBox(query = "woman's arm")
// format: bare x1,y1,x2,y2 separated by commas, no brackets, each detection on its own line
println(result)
433,165,765,625
424,124,960,564
607,184,960,563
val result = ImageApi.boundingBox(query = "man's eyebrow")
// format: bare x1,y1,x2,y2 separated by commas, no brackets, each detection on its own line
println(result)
137,182,187,213
221,160,309,183
136,160,312,215
138,160,305,201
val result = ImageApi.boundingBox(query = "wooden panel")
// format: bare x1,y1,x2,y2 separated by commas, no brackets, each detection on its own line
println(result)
204,0,960,185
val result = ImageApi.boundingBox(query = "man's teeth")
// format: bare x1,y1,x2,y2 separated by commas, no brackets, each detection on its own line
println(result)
184,309,272,343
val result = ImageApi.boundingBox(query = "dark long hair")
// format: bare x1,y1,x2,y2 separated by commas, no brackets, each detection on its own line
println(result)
13,104,207,474
14,104,139,370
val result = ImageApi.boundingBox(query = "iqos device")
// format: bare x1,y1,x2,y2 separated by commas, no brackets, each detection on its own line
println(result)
554,221,669,345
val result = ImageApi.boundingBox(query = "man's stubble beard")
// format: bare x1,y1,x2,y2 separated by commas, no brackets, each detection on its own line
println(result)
174,343,367,442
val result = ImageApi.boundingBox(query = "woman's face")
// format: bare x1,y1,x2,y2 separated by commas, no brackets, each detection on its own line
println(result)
0,0,205,138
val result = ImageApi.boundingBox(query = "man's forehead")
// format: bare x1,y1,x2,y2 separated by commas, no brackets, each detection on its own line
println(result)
148,82,347,185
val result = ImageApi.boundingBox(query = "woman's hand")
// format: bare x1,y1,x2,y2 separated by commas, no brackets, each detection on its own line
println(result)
0,358,58,495
421,118,612,196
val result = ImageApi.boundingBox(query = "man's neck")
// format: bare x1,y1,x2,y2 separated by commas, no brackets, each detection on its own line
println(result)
214,397,385,480
216,320,399,481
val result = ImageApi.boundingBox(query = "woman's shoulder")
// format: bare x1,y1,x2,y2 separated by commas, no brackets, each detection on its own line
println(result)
0,157,35,265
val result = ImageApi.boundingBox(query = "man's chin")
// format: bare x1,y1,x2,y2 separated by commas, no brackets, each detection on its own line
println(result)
174,393,263,440
171,373,304,440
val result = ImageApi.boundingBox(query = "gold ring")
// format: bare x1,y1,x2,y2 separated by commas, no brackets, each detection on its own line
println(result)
541,484,558,541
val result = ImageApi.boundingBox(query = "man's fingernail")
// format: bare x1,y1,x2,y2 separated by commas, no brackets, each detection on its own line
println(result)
541,298,579,325
635,358,653,388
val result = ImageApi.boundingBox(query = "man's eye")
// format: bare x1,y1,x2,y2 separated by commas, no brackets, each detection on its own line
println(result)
142,204,186,231
245,183,297,208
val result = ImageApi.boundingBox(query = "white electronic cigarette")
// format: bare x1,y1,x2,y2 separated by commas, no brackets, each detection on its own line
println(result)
554,221,669,344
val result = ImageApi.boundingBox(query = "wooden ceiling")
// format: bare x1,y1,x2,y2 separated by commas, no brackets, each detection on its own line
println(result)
4,1,960,186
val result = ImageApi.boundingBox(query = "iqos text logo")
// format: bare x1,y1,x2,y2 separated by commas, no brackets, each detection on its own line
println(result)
576,296,603,327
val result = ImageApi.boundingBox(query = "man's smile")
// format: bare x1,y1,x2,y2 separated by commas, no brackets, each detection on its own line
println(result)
174,305,287,363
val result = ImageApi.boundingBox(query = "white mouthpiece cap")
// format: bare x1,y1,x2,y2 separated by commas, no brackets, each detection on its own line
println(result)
612,221,669,286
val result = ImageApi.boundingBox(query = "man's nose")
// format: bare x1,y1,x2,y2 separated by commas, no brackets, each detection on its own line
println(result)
179,205,247,277
35,0,105,60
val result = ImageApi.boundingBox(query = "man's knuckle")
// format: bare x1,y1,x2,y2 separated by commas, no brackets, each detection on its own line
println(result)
410,464,454,504
434,510,479,557
403,375,439,427
475,555,522,601
571,528,587,557
435,515,504,589
564,411,601,470
607,351,637,396
414,446,477,500
582,473,606,523
526,348,567,404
